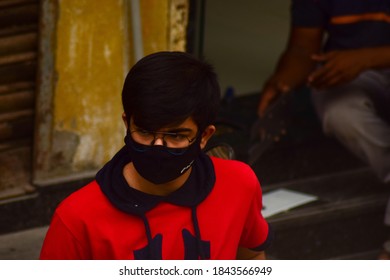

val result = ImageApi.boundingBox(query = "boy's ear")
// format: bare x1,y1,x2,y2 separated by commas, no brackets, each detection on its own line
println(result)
200,125,216,149
122,112,129,129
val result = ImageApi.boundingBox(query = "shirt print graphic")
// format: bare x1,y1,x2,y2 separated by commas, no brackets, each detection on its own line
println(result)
133,229,210,260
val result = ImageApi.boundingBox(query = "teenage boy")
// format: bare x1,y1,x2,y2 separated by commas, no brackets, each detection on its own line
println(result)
40,51,272,260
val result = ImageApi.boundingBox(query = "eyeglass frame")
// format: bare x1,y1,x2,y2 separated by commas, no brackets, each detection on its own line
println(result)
129,128,198,148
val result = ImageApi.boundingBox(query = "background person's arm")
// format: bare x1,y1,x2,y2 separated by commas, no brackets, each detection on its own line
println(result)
258,27,324,116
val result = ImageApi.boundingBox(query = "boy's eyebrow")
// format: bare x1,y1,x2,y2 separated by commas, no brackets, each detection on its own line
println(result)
165,128,193,134
132,122,195,134
134,127,194,134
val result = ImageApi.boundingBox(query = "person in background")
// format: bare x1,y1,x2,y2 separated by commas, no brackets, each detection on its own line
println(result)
40,51,272,260
258,0,390,259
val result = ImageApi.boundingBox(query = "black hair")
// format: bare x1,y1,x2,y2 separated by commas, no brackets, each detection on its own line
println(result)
121,51,221,132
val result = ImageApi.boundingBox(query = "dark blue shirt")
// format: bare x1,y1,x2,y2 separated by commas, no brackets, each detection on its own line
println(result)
291,0,390,51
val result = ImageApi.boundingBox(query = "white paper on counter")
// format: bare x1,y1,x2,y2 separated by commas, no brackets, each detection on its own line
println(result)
262,188,318,218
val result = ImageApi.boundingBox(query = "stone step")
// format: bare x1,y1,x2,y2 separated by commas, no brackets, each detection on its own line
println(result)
263,168,390,259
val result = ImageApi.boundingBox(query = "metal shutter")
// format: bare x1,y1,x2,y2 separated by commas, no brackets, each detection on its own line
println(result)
0,0,39,198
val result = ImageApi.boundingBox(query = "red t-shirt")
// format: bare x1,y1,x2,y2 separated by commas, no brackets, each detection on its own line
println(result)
40,155,271,260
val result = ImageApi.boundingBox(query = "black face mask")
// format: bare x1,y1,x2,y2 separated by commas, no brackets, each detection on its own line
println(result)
124,131,201,184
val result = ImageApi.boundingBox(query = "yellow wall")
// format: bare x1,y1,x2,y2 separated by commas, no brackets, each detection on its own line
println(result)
141,0,169,56
54,0,126,172
35,0,189,182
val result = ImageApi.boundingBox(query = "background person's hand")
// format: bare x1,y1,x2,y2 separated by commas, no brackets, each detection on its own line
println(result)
308,49,368,89
258,79,290,117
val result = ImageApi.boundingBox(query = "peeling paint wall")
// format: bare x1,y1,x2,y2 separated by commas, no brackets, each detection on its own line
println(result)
139,0,189,57
168,0,189,51
53,0,126,175
34,0,189,185
140,0,170,55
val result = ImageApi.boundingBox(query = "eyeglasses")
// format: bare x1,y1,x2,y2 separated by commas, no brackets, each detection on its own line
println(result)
130,129,197,148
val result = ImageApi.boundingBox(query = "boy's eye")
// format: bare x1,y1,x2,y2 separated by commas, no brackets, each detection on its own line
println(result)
167,133,187,141
138,130,153,137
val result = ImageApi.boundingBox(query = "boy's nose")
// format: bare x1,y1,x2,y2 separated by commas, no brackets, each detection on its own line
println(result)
153,136,165,146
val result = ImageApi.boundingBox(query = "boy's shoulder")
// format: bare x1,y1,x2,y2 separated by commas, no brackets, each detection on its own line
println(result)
210,156,256,175
209,156,260,187
55,180,111,217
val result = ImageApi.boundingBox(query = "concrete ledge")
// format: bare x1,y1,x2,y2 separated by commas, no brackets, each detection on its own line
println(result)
0,226,48,260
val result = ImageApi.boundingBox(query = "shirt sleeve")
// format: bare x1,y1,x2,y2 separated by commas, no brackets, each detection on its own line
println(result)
239,177,273,251
39,212,90,260
291,0,328,28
